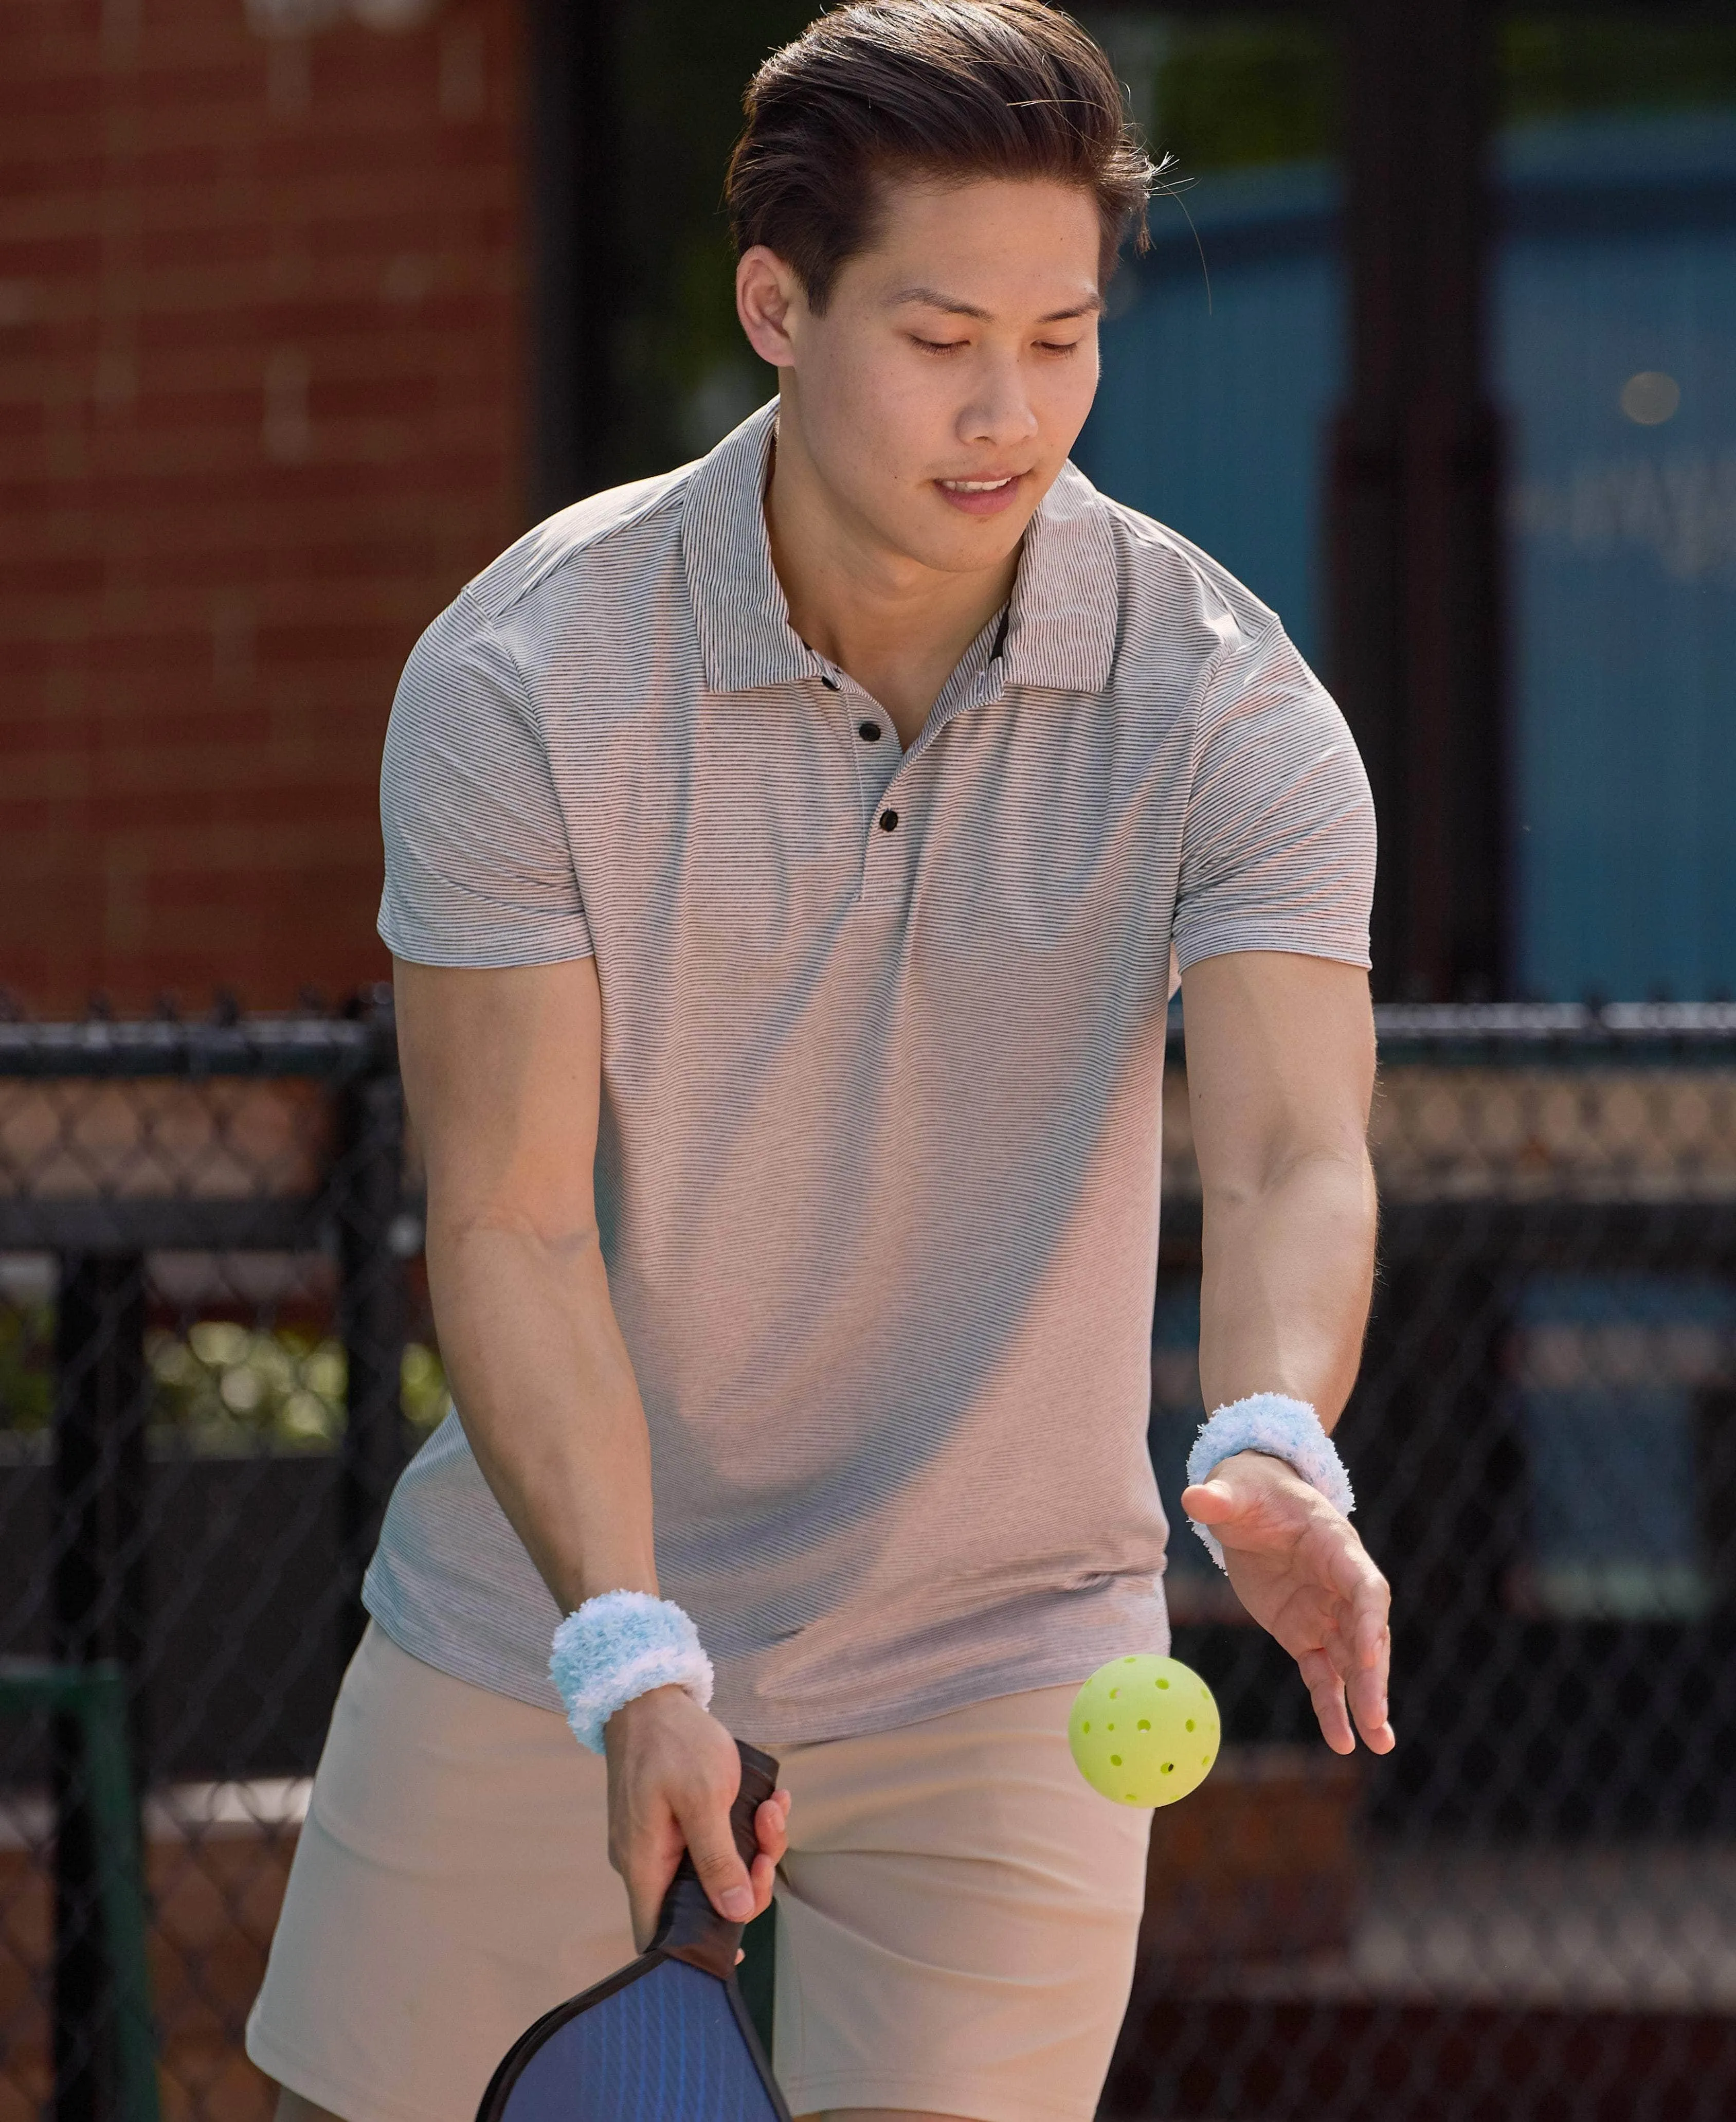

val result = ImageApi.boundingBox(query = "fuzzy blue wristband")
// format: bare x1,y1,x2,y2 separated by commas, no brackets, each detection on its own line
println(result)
1184,1393,1355,1572
549,1592,715,1754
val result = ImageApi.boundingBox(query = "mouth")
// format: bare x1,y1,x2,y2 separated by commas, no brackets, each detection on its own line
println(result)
934,471,1027,517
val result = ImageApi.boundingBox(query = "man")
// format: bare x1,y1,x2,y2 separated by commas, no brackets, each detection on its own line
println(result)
247,6,1391,2120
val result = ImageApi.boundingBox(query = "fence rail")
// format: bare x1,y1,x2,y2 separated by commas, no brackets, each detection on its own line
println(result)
3,1005,1735,2118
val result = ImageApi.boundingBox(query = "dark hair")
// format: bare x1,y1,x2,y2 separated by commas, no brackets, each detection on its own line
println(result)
726,1,1156,312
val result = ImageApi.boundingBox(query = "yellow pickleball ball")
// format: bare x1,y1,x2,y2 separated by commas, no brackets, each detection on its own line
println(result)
1068,1655,1221,1807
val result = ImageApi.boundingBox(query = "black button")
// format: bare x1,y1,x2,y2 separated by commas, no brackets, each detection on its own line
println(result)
878,808,899,832
820,673,840,691
858,721,882,742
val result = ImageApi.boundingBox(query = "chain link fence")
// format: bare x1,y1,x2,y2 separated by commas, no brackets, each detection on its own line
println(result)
4,1003,1736,2118
0,1003,433,2122
1111,1002,1736,2119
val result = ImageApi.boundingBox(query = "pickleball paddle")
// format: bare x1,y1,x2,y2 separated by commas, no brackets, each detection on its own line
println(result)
475,1740,790,2122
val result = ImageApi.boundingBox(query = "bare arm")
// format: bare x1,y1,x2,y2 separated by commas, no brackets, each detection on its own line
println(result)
398,955,649,1604
394,956,787,1941
1176,950,1393,1753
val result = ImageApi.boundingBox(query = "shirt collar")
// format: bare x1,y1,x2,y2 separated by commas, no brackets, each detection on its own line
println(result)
680,397,1119,699
681,401,813,694
1000,459,1119,695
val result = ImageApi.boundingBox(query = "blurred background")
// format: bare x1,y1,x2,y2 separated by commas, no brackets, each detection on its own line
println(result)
3,3,1736,2119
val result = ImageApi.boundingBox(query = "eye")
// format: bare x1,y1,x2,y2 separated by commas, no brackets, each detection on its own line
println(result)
1036,338,1084,356
911,334,968,355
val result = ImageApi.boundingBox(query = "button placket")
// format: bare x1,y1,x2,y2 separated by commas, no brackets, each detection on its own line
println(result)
859,737,908,908
812,664,913,905
830,671,899,795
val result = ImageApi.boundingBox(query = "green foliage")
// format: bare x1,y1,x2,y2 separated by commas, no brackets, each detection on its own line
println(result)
1503,16,1736,125
611,0,817,480
148,1325,449,1451
1145,21,1340,172
0,1309,449,1451
149,1323,349,1452
401,1340,450,1432
0,1302,52,1433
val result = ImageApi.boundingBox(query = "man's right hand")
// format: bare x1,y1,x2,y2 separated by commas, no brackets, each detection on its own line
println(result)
603,1686,791,1950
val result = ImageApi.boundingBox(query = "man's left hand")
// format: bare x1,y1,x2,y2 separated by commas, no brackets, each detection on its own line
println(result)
1181,1448,1394,1756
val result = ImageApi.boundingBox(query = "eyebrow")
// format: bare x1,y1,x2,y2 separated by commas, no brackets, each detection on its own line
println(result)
888,284,1106,322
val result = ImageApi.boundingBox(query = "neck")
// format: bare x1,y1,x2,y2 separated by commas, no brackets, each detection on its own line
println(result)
763,390,1019,746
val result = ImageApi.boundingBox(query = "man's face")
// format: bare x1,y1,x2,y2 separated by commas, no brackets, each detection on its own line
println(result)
767,175,1105,576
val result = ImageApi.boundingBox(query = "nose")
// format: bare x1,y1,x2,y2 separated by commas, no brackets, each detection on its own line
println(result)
957,349,1039,454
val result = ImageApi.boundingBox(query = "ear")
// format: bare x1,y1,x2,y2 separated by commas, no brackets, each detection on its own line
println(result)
736,246,806,369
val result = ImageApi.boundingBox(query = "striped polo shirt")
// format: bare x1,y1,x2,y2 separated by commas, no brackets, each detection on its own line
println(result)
365,400,1375,1744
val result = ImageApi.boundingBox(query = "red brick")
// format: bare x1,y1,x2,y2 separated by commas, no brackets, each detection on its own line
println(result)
0,0,525,1014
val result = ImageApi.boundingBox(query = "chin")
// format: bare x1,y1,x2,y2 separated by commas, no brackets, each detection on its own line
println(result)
888,504,1034,577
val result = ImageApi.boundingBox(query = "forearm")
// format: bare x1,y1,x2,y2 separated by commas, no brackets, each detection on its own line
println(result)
427,1216,656,1611
1197,1147,1377,1429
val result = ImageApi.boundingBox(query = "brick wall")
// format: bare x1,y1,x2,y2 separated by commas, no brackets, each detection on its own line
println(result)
0,0,527,1013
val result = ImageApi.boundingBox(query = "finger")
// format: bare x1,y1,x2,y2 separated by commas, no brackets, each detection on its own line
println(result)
680,1798,756,1924
1296,1646,1355,1755
1315,1590,1377,1686
1325,1532,1388,1619
1179,1479,1236,1524
1354,1580,1393,1671
754,1792,790,1864
1337,1558,1392,1707
1307,1595,1383,1706
747,1848,777,1916
1347,1643,1395,1752
1314,1593,1383,1691
745,1790,791,1917
755,1799,789,1867
1305,1524,1387,1648
1350,1585,1390,1674
622,1849,679,1952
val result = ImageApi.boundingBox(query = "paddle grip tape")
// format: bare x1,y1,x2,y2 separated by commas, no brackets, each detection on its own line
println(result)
549,1591,715,1754
1184,1392,1355,1571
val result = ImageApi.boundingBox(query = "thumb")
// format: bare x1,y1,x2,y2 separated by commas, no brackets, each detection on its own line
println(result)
679,1800,755,1926
1181,1478,1237,1524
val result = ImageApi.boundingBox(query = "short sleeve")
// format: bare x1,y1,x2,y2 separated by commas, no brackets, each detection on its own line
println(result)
1171,623,1375,975
377,589,594,968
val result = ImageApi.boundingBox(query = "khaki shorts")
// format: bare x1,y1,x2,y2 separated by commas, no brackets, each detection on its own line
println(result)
246,1625,1150,2122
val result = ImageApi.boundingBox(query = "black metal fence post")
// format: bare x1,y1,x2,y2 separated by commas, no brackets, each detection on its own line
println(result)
1328,0,1508,1001
51,1252,151,2122
335,1006,410,1662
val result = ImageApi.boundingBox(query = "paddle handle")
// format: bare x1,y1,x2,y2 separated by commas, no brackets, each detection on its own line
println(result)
649,1739,781,1980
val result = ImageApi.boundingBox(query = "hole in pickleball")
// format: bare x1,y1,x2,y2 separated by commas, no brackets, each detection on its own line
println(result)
1162,1763,1173,1773
1156,1679,1169,1689
1124,1656,1136,1663
1110,1754,1122,1766
1109,1688,1119,1698
1081,1721,1090,1733
1185,1719,1195,1731
1137,1719,1150,1730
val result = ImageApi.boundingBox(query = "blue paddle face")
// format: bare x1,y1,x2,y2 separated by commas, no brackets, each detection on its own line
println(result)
492,1958,784,2122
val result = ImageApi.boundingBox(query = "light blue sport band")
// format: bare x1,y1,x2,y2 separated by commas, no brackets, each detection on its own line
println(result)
1184,1392,1355,1571
550,1591,715,1754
